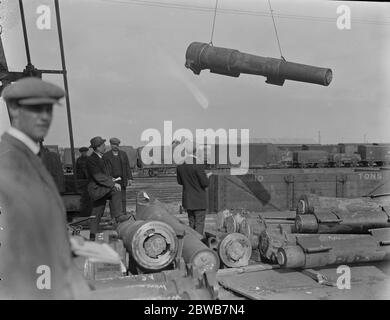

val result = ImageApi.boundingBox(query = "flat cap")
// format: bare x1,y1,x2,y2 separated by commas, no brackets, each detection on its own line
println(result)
2,77,65,105
89,136,106,149
79,147,89,152
109,137,121,145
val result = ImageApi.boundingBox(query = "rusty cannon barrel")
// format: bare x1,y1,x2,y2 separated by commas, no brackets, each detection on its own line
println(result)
295,209,390,234
296,193,388,215
185,42,333,86
259,227,299,263
136,192,220,273
277,229,390,269
218,233,252,268
117,220,178,271
181,233,220,274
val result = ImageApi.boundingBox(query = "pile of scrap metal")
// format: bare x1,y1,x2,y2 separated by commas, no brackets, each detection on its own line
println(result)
84,191,220,300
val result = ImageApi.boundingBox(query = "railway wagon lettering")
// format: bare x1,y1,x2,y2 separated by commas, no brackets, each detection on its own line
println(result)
358,173,383,180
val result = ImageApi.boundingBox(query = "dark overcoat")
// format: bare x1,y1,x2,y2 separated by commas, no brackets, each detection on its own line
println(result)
176,159,209,210
0,132,89,299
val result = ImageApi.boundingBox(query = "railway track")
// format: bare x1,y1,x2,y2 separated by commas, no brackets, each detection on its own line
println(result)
126,176,182,207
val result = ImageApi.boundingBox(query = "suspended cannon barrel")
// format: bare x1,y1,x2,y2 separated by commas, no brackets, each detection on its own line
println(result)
116,220,178,272
185,42,333,86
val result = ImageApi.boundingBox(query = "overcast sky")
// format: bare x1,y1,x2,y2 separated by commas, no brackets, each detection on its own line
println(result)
1,0,389,147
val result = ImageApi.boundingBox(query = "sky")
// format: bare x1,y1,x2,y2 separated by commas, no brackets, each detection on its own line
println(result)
1,0,390,147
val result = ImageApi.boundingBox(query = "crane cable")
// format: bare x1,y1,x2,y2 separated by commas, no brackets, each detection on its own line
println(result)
267,0,286,61
209,0,218,46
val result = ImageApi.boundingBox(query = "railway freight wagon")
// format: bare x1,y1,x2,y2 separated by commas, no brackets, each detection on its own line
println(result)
209,143,282,168
292,150,329,167
136,145,177,176
247,143,280,168
358,144,390,166
328,153,361,167
338,143,360,154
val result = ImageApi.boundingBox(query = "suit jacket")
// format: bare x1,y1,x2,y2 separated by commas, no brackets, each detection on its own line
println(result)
103,150,132,187
176,159,209,210
86,152,115,201
0,132,89,299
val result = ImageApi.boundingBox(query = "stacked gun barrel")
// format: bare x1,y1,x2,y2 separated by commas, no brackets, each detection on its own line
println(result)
214,193,390,270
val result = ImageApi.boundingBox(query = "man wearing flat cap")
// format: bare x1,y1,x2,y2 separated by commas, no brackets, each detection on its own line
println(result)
86,136,130,240
103,137,133,214
0,77,89,299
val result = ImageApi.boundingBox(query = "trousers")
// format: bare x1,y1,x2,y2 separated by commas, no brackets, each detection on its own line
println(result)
187,209,206,235
90,188,122,235
121,187,127,214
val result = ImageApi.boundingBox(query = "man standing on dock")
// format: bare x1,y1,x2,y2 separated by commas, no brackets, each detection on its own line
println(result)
176,140,209,236
103,137,133,214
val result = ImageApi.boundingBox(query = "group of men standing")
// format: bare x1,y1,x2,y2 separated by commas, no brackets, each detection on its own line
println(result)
75,136,133,240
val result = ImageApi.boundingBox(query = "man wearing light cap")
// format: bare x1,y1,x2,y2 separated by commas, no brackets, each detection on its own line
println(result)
86,136,130,240
0,77,89,299
103,137,133,214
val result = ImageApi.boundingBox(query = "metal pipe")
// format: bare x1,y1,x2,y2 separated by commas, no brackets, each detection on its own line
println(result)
54,0,77,189
39,69,65,74
18,0,32,66
185,42,332,86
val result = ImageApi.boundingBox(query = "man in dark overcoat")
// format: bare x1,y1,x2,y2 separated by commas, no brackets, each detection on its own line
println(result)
103,137,133,214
